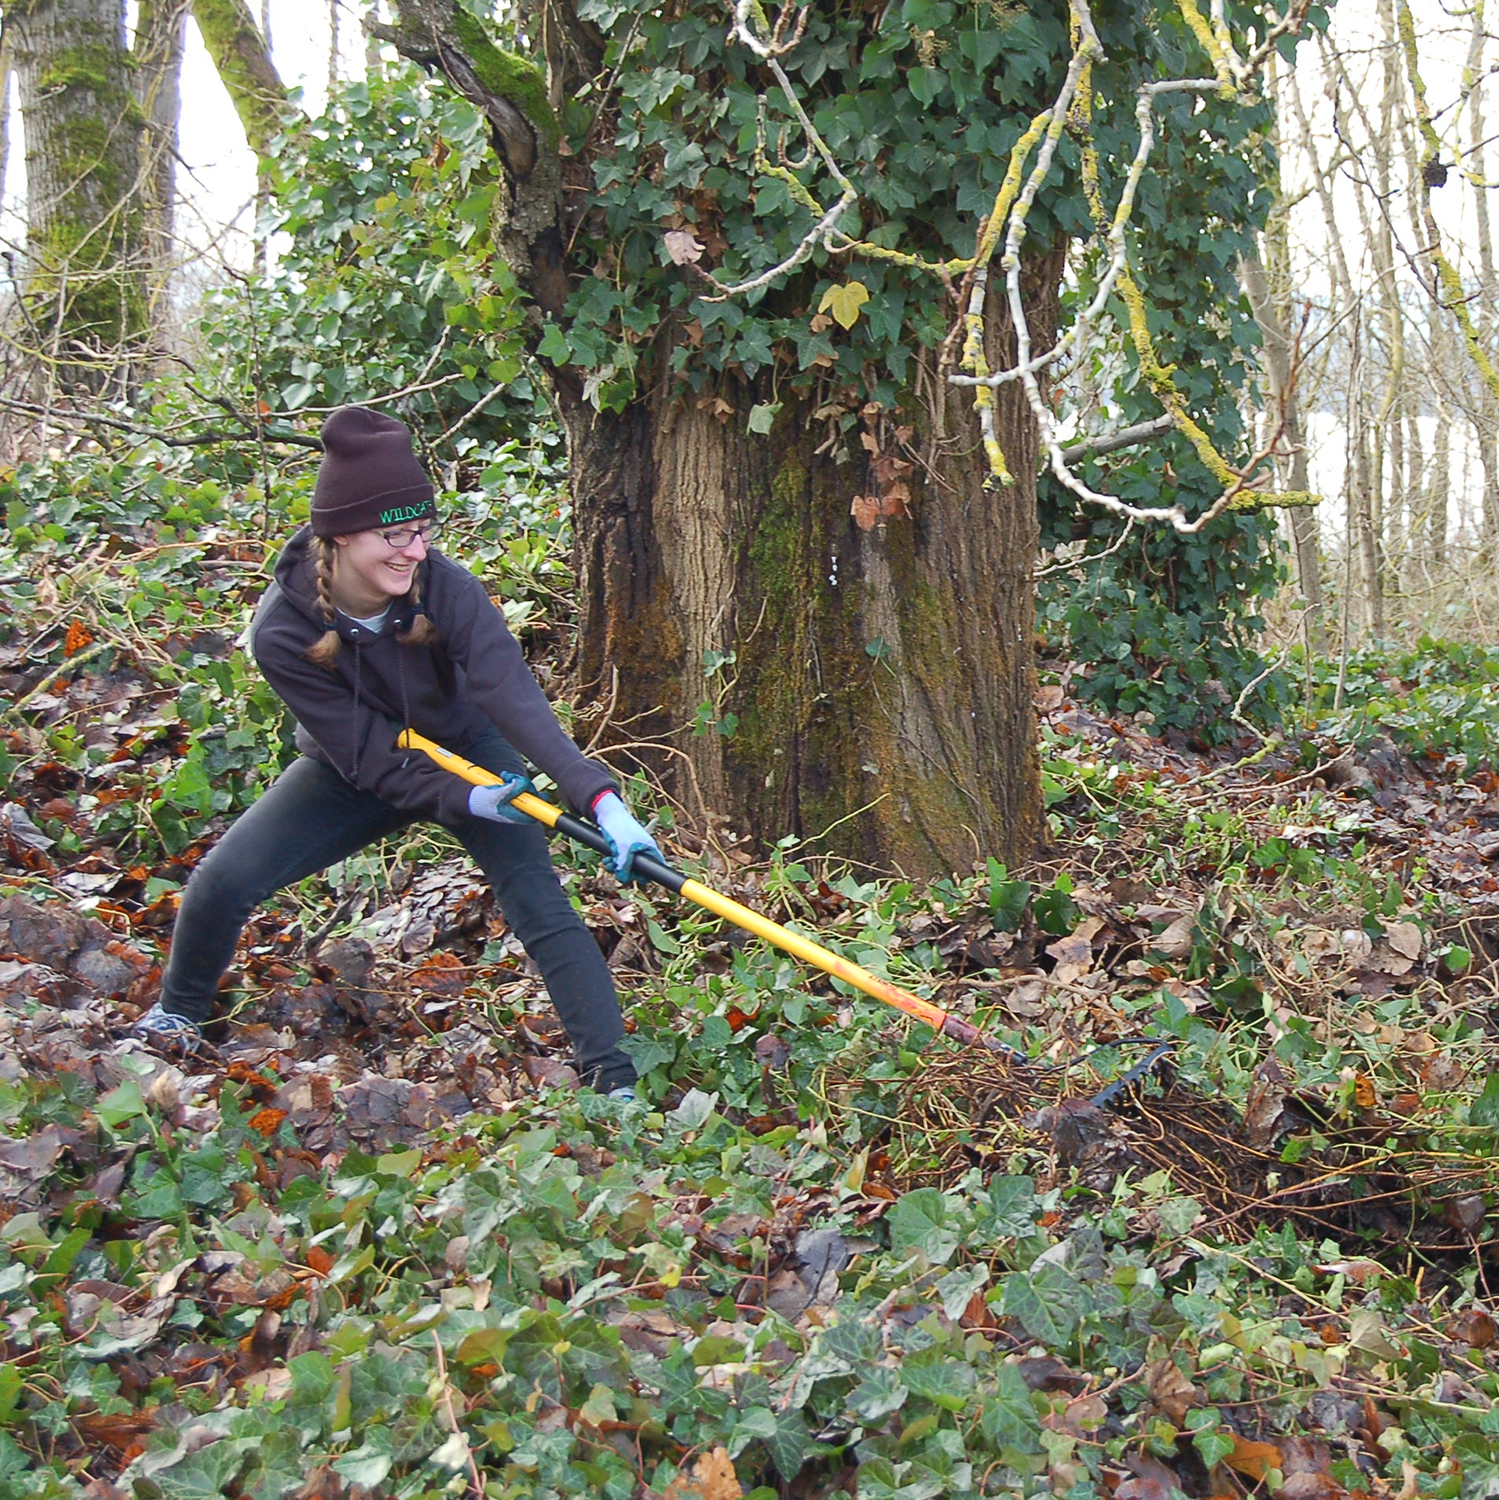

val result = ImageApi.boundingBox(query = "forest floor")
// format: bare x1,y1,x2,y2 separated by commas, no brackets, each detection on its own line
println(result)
4,523,1499,1497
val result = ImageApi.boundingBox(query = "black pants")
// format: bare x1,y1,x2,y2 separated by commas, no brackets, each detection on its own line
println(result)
159,732,635,1090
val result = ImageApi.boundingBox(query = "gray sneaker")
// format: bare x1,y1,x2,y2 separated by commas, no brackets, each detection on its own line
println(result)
133,1003,203,1055
607,1085,638,1103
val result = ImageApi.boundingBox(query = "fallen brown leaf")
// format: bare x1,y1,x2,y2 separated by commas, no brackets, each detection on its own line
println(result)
662,1445,742,1500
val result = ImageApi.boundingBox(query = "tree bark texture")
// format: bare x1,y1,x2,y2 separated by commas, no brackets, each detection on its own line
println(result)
7,0,146,393
0,35,11,213
133,0,187,304
563,285,1053,874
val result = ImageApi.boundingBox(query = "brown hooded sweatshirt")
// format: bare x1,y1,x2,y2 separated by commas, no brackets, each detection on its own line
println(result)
248,527,616,824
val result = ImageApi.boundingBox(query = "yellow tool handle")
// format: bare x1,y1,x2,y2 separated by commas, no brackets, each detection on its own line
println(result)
671,877,951,1029
399,729,564,828
396,728,1010,1055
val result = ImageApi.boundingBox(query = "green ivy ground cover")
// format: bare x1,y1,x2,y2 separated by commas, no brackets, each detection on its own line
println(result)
5,448,1499,1496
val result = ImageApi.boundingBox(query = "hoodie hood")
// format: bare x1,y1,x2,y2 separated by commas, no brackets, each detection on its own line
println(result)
269,526,423,644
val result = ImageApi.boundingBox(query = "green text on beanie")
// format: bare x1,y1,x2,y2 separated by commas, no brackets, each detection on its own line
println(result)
310,406,437,537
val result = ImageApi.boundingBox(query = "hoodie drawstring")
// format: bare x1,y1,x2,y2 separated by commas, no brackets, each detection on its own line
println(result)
350,635,364,783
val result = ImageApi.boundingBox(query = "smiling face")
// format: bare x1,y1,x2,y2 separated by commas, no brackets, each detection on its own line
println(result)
330,526,432,617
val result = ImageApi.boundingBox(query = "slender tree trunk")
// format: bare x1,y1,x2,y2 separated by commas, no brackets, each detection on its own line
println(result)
366,0,385,77
329,0,340,96
0,35,11,212
1348,309,1384,637
1466,16,1499,542
190,0,286,279
7,0,147,397
1242,247,1324,649
133,0,188,338
1428,387,1449,564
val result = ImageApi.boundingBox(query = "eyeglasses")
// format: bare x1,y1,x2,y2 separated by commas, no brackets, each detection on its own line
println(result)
379,520,440,549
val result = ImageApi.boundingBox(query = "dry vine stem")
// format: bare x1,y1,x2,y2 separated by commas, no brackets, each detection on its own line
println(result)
722,0,1317,534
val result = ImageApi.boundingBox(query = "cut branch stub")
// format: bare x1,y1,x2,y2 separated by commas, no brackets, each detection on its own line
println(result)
381,0,567,318
383,1,555,180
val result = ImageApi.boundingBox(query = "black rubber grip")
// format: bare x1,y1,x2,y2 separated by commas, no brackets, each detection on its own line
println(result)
550,811,688,894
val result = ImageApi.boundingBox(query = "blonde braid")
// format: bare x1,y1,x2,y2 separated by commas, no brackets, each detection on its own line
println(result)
303,536,343,668
396,560,438,647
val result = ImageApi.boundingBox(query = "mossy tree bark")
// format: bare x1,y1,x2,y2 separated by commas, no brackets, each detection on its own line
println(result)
187,0,287,158
563,345,1050,875
7,0,147,396
384,0,1052,875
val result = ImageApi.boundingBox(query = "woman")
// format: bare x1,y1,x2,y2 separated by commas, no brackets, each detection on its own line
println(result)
134,406,656,1099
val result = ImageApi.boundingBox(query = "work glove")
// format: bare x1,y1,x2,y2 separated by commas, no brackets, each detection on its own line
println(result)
468,772,535,824
592,791,662,884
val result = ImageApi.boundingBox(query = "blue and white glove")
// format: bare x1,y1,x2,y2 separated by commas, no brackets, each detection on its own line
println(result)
468,772,535,825
591,791,662,884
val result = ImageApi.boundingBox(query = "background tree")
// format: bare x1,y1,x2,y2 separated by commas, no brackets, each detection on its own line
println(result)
189,0,287,158
1264,1,1499,653
5,0,147,396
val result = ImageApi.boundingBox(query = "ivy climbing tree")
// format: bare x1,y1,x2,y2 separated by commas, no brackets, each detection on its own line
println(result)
355,0,1322,875
193,0,1314,874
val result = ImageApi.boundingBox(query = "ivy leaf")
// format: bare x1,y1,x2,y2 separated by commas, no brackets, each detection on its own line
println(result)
818,280,870,329
1001,1262,1083,1346
669,1089,718,1129
888,1187,959,1265
979,1175,1038,1240
333,1430,394,1489
979,1362,1043,1453
764,1408,811,1480
747,402,781,434
536,322,571,363
1470,1075,1499,1127
936,1263,988,1318
141,1438,251,1499
1193,1427,1237,1469
849,1365,908,1421
96,1079,147,1128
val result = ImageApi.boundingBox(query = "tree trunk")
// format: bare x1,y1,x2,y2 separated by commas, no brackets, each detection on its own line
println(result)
7,0,147,396
1241,246,1323,649
365,0,385,77
564,281,1053,873
1348,309,1385,637
189,0,286,157
1465,18,1499,543
133,0,187,313
1373,0,1403,591
0,34,11,212
381,0,1050,875
1427,391,1448,564
328,0,339,96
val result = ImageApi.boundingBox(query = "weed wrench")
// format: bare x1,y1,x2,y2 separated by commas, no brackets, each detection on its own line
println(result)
397,730,1027,1062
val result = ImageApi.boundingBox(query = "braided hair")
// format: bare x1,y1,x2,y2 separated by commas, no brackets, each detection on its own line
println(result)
303,535,438,669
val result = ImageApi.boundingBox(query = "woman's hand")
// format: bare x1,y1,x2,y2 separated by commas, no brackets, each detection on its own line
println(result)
468,772,535,824
592,792,662,883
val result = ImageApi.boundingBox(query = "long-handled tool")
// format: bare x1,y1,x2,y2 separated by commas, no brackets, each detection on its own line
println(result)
397,729,1024,1060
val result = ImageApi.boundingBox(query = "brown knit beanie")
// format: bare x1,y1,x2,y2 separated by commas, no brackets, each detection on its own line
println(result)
310,406,436,537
